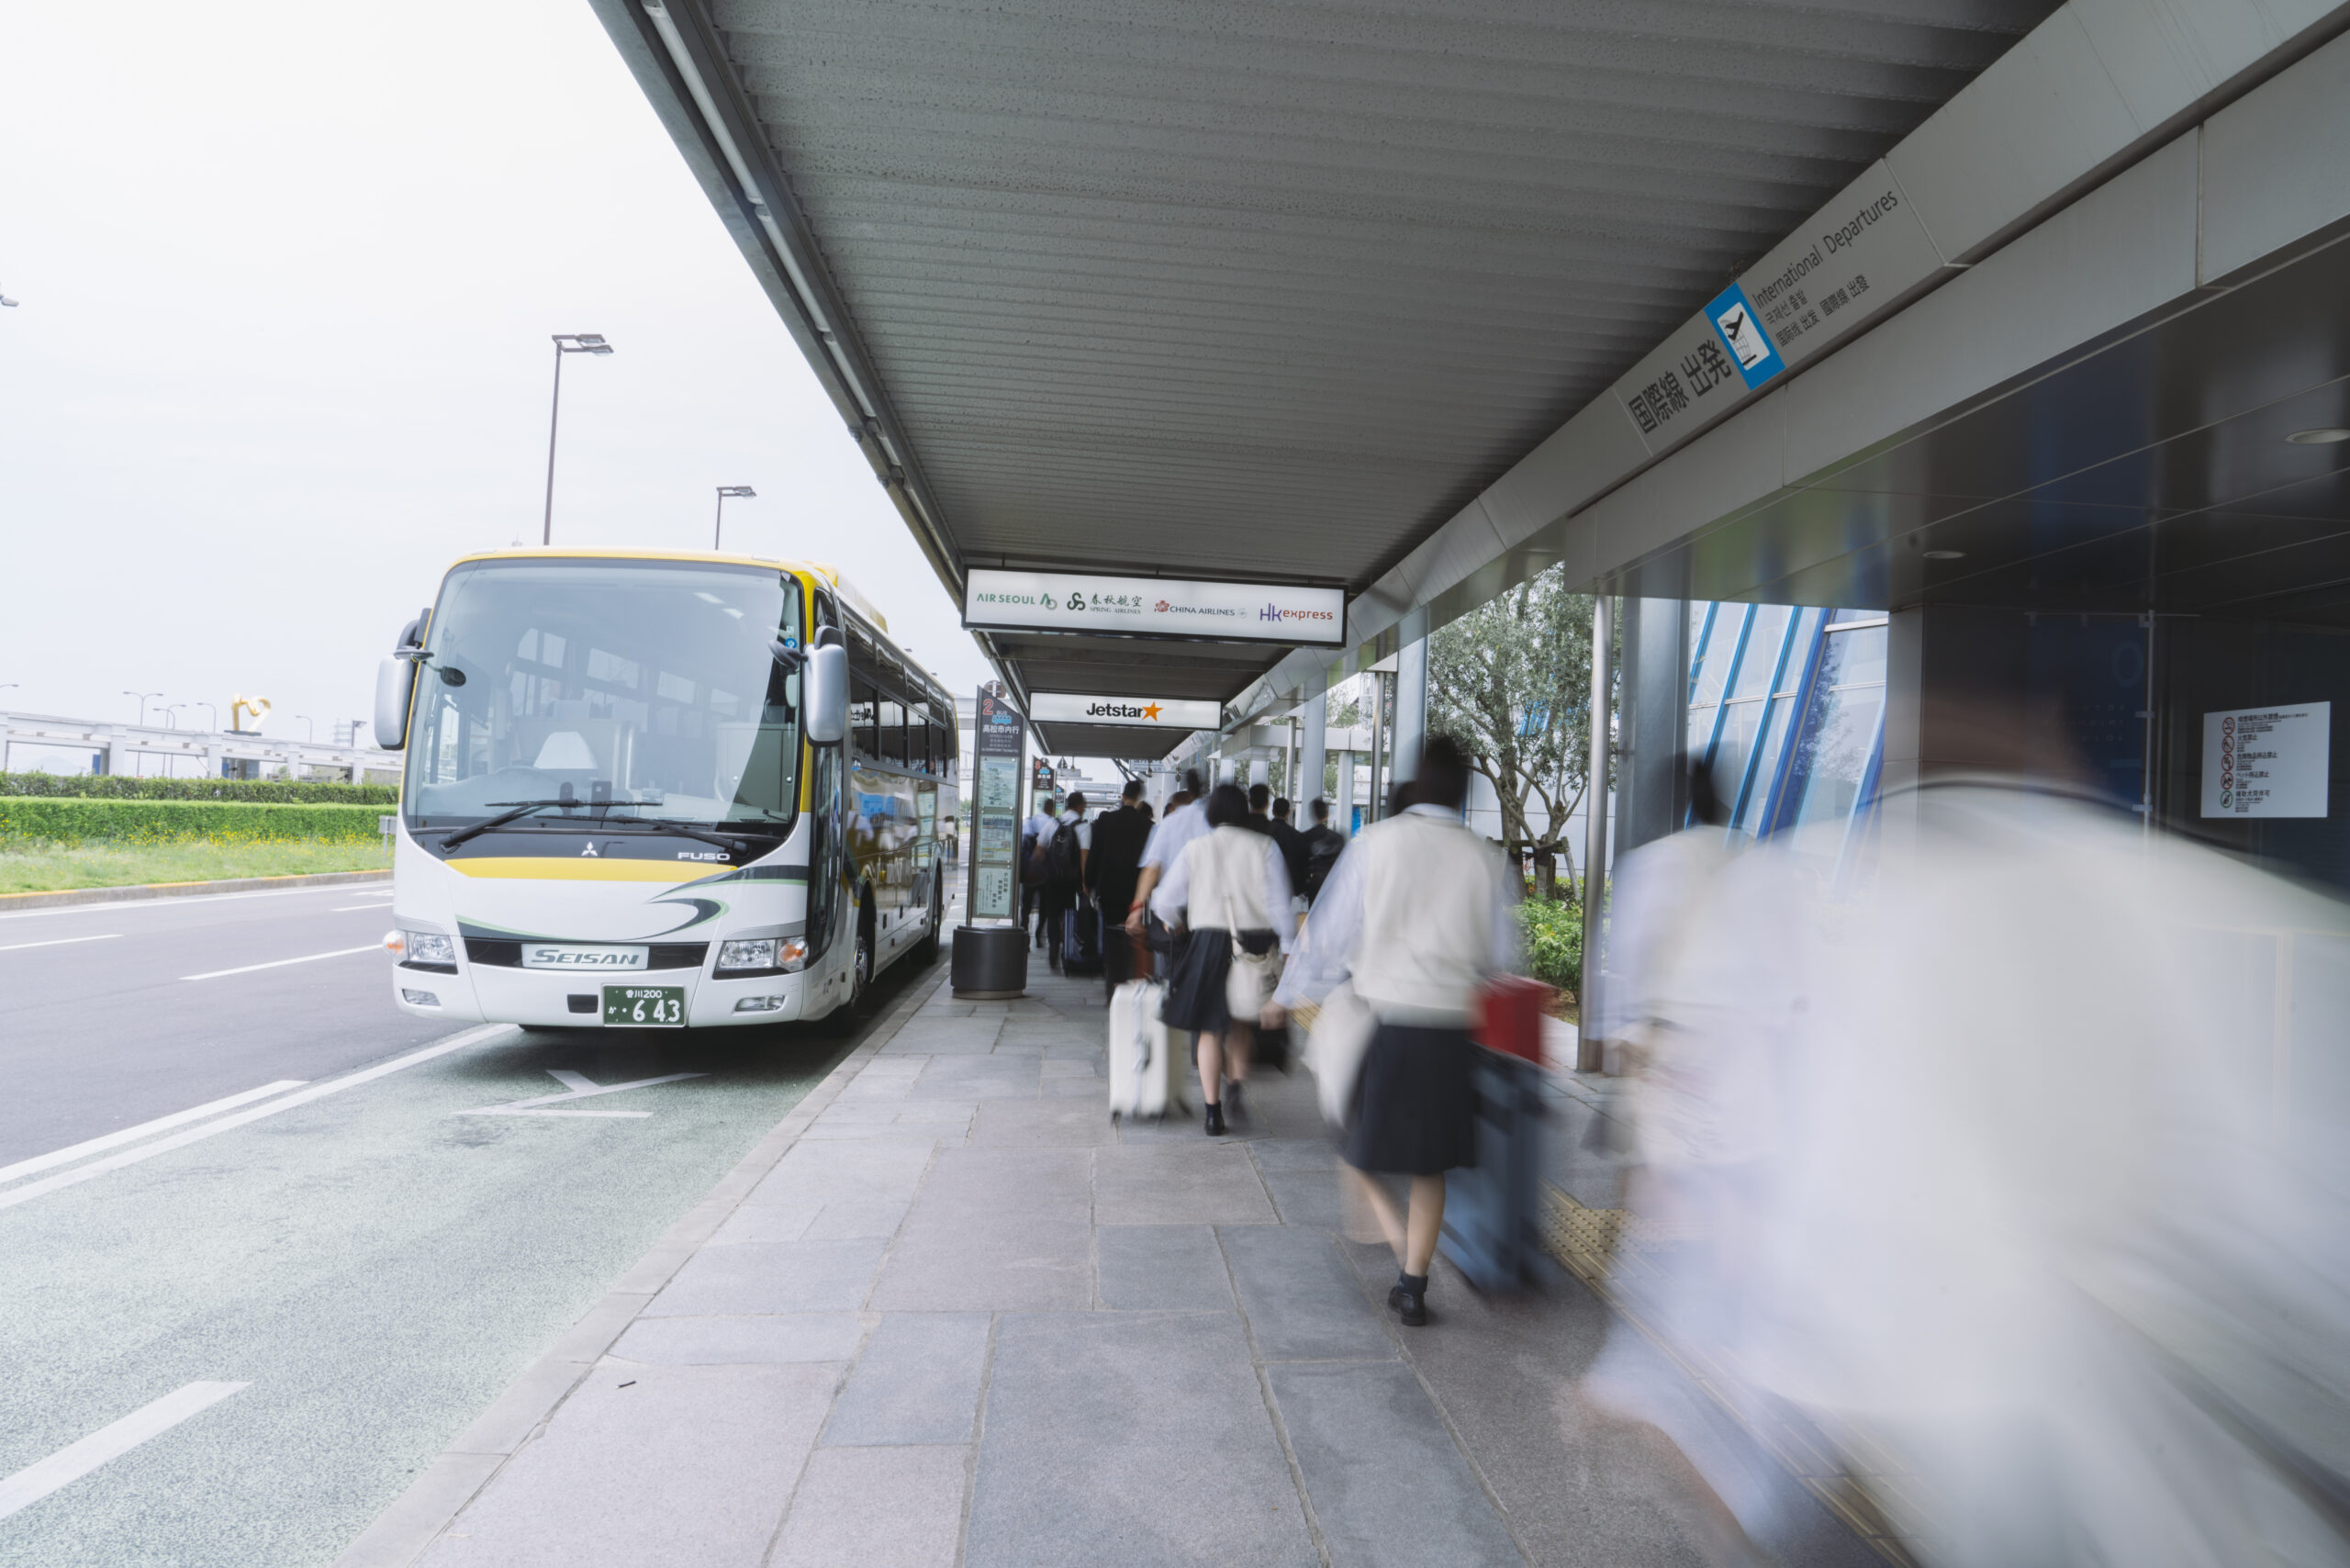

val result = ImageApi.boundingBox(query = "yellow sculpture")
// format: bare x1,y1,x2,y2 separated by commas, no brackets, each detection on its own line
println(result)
231,695,272,733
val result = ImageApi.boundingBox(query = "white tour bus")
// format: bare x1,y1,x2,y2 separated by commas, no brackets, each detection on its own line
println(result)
374,548,957,1028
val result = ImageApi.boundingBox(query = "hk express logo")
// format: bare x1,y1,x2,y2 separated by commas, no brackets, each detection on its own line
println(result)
1259,602,1336,623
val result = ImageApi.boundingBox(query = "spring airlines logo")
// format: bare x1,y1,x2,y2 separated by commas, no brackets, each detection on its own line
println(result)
1261,602,1337,626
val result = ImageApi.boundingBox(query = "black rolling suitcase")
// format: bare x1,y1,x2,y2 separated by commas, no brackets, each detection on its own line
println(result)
1062,903,1104,975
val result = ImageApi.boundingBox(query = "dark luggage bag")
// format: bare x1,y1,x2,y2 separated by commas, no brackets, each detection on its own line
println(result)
1062,903,1104,976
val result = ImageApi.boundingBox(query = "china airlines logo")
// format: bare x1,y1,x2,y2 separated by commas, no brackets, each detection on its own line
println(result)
1154,599,1171,612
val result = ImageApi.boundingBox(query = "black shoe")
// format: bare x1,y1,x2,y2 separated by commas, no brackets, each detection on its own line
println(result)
1388,1274,1429,1327
1204,1103,1225,1137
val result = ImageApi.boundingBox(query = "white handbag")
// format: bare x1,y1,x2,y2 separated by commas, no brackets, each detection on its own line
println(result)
1217,832,1281,1021
1305,980,1376,1126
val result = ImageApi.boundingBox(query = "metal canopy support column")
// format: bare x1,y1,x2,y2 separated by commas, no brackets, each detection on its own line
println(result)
1299,691,1327,810
1578,594,1613,1074
1392,636,1427,786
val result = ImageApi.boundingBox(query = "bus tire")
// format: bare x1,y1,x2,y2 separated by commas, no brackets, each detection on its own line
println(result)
912,871,942,967
848,893,878,1017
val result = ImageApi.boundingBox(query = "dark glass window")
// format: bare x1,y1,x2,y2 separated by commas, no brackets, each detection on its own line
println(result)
850,679,878,761
878,697,907,768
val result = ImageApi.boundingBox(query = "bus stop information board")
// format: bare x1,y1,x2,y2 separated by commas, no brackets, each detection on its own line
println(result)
968,688,1024,922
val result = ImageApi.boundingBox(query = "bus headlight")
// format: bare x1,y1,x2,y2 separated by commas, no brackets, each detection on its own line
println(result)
715,936,807,975
401,931,457,965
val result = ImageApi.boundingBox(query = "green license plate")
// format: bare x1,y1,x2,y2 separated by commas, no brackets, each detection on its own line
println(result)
603,985,685,1027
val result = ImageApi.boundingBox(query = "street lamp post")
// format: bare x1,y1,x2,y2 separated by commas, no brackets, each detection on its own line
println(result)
296,715,315,742
124,690,162,726
713,485,756,550
543,332,614,545
162,704,185,730
194,701,218,733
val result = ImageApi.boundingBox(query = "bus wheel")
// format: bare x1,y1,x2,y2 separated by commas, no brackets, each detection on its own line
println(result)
848,897,878,1016
912,872,942,966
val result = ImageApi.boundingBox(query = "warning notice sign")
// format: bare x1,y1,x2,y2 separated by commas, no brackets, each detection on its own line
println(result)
2201,702,2331,818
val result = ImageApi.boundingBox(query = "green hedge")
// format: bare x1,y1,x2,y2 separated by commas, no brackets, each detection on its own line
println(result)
1516,896,1583,996
0,798,392,846
0,772,398,804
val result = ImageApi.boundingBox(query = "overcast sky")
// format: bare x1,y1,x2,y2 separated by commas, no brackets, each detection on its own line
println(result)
0,0,993,764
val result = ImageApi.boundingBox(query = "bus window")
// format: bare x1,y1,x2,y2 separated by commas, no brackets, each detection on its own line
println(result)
878,696,906,769
850,678,877,763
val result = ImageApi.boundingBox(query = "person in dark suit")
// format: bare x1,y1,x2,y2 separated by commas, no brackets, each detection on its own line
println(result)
1085,778,1155,993
1268,796,1308,894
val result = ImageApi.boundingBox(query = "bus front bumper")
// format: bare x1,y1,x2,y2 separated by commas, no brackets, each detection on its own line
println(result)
390,962,843,1026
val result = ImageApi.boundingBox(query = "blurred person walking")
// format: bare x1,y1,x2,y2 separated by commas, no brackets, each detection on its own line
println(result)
1268,796,1308,895
1297,798,1345,906
1149,783,1295,1136
1127,768,1210,981
1020,795,1058,950
1087,779,1153,993
1039,792,1089,974
1270,737,1515,1325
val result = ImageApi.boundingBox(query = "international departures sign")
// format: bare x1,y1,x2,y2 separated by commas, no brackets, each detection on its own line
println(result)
962,568,1345,646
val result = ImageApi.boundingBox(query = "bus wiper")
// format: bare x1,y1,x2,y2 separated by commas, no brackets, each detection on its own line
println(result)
596,818,748,855
436,799,638,849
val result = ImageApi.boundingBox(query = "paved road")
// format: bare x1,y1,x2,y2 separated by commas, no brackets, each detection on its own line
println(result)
0,880,438,1166
0,880,935,1567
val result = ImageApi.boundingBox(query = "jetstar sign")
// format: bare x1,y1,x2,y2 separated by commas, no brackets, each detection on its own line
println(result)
1028,692,1223,729
965,569,1344,646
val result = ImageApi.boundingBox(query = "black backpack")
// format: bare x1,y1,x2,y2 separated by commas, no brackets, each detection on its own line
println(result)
1046,820,1084,890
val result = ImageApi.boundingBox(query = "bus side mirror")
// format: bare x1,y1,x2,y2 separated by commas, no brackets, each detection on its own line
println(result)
375,655,417,749
805,643,848,745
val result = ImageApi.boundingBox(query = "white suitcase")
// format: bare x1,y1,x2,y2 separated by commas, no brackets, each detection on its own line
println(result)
1108,980,1189,1119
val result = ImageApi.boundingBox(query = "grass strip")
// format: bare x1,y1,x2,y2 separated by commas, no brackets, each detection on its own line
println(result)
0,840,393,895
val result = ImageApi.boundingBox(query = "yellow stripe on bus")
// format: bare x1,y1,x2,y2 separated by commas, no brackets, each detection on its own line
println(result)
445,858,706,883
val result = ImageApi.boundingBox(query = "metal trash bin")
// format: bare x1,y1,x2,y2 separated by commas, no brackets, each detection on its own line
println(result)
951,924,1027,999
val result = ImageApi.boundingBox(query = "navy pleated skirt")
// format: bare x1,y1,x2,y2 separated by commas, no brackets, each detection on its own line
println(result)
1345,1021,1476,1175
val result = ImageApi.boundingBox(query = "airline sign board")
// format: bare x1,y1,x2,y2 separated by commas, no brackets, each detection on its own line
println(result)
963,568,1345,645
1029,692,1223,730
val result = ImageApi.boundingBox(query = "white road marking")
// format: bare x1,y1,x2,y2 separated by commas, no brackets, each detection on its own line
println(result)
0,1081,308,1187
456,1068,707,1118
0,934,122,953
330,903,395,912
0,1382,249,1521
182,945,380,981
0,1025,510,1213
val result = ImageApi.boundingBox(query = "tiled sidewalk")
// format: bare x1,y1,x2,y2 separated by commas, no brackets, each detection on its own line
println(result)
369,958,1879,1568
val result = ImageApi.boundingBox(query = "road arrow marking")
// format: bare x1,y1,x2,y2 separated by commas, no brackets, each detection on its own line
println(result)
455,1069,708,1118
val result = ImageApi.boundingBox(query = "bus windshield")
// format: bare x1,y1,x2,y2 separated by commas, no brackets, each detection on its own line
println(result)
403,558,803,830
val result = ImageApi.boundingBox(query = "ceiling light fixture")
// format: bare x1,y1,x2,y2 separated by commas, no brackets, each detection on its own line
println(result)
2285,427,2350,444
1923,549,1966,560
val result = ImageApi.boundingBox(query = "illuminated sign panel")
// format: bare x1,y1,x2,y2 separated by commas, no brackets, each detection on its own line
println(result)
1028,692,1222,729
963,569,1345,646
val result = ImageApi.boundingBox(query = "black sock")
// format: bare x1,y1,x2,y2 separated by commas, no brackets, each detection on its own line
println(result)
1398,1271,1427,1294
